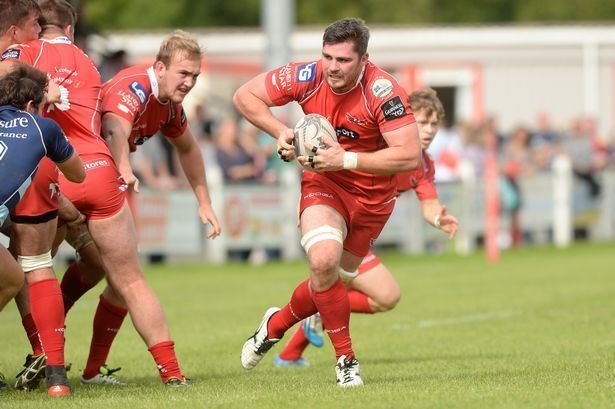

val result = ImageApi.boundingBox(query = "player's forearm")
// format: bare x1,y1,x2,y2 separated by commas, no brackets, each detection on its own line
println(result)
177,146,212,206
420,198,443,228
354,146,421,174
104,124,132,175
233,88,287,140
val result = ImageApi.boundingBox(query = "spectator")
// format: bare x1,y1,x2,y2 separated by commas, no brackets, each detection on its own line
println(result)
214,118,260,183
561,117,607,198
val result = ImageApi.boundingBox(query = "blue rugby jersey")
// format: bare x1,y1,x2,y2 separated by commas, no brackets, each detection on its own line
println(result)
0,105,74,222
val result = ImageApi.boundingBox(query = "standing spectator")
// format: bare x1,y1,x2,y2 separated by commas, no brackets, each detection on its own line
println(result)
502,126,534,247
562,117,608,198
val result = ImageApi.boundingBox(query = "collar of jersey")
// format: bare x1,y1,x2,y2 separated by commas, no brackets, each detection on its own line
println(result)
329,64,366,96
42,36,72,45
146,66,160,100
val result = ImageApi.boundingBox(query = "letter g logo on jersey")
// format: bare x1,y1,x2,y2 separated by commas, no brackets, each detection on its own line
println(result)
297,62,316,82
129,81,147,104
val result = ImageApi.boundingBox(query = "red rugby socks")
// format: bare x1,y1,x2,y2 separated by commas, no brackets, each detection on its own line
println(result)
267,278,318,339
347,289,373,314
61,262,97,314
148,341,183,382
312,278,354,360
278,326,310,361
21,313,44,356
29,279,65,366
82,295,127,379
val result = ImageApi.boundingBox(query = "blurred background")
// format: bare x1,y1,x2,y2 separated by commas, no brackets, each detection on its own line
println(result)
69,0,615,263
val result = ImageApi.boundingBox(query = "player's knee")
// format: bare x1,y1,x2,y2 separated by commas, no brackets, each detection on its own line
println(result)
379,291,401,311
373,287,401,312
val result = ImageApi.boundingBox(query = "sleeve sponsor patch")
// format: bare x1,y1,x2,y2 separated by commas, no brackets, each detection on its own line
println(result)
296,62,316,82
380,96,407,121
1,48,20,61
117,104,130,114
129,81,147,104
371,78,393,98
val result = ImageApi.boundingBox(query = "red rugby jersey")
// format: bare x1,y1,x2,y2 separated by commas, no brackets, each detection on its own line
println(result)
100,65,187,152
1,36,108,156
396,150,437,200
265,60,415,205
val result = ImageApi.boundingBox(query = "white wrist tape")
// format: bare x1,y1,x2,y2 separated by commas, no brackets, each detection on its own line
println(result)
434,214,441,228
18,251,53,272
343,152,358,170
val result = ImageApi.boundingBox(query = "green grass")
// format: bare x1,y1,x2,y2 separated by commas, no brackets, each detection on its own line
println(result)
1,242,615,408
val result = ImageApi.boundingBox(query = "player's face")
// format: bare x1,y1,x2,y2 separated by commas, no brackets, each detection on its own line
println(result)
157,52,201,103
415,109,440,149
13,12,41,43
322,41,367,93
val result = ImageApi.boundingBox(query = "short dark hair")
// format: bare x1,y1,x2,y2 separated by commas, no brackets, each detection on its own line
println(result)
0,63,48,110
38,0,77,30
322,18,370,56
0,0,40,35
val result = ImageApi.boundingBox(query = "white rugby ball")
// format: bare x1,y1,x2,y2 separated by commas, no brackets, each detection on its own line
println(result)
293,114,337,157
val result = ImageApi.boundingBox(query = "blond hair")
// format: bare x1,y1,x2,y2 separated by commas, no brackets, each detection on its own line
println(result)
156,30,202,67
409,87,445,123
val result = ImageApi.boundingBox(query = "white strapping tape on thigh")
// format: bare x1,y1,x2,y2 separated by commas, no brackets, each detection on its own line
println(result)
300,224,343,254
17,251,53,272
338,267,358,283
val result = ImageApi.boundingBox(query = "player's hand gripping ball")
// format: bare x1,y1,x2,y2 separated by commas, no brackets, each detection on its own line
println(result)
293,114,338,164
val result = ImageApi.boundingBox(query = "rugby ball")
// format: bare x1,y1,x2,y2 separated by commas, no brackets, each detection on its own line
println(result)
293,114,337,157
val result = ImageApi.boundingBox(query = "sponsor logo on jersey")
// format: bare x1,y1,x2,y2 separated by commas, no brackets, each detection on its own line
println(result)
0,117,28,128
277,63,293,91
345,113,370,126
1,49,20,61
84,159,109,170
380,96,407,121
336,127,360,139
371,78,393,98
117,90,140,111
129,81,147,104
297,62,316,82
117,104,130,114
180,109,187,126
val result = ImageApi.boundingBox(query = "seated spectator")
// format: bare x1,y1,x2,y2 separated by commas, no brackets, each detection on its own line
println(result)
215,118,260,183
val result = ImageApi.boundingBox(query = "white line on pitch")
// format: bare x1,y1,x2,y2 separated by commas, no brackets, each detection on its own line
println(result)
416,310,514,329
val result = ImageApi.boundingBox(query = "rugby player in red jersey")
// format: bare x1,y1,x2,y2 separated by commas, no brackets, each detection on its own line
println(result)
274,88,459,366
233,18,421,387
82,29,220,386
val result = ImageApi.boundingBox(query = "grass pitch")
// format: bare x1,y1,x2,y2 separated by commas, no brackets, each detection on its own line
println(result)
0,242,614,408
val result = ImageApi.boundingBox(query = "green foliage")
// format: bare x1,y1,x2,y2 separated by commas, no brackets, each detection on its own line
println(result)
81,0,615,31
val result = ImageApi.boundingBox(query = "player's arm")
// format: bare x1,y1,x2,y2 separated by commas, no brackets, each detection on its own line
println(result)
419,198,459,240
56,151,85,183
101,112,139,192
169,127,221,238
299,123,421,174
232,73,295,159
